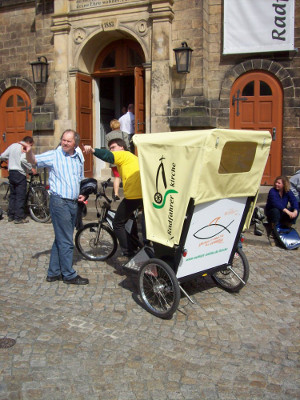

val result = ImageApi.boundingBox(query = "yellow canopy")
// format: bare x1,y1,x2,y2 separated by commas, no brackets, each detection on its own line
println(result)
133,129,271,247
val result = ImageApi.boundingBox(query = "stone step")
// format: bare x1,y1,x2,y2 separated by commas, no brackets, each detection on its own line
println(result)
256,186,271,205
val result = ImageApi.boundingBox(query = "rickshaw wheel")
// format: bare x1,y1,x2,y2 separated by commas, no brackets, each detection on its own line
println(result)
75,223,118,261
138,259,180,319
212,248,249,292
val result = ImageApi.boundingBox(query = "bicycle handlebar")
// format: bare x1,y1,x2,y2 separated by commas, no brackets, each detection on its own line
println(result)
101,178,111,190
96,178,112,204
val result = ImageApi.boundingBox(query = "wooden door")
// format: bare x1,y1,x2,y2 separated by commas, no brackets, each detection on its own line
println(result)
0,88,32,177
134,67,145,134
76,73,93,177
230,71,282,185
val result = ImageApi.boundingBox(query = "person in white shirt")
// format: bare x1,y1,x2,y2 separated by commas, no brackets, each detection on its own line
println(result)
0,136,34,223
118,104,135,149
290,169,300,204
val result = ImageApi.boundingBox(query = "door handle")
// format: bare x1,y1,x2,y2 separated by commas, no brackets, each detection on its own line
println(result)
272,127,276,141
2,132,6,142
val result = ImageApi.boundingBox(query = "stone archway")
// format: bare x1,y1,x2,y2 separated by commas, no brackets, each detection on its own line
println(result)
0,77,36,105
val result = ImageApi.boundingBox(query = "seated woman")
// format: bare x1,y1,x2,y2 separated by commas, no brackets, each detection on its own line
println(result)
265,175,299,228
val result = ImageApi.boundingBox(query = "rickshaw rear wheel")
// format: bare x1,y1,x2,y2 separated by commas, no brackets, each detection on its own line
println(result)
138,259,180,319
212,248,249,292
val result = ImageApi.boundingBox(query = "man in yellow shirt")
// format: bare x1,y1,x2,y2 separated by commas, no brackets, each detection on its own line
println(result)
84,139,143,257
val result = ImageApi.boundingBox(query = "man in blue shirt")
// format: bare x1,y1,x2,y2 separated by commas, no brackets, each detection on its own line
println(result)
21,130,89,285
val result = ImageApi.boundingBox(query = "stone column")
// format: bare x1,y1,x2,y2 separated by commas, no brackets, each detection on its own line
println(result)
143,62,152,133
149,1,174,133
51,7,72,141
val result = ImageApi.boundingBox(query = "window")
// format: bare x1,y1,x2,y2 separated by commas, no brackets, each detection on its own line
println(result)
101,50,115,69
219,142,257,174
94,39,145,73
260,81,272,96
242,81,254,96
127,48,143,67
17,95,25,107
6,95,13,107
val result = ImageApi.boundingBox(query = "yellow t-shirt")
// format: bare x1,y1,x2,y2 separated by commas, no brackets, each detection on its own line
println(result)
113,151,142,199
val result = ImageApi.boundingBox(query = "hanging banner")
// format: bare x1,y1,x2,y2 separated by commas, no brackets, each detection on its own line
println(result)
223,0,295,55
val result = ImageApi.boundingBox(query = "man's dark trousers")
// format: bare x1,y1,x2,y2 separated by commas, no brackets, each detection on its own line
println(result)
8,170,27,221
113,198,143,255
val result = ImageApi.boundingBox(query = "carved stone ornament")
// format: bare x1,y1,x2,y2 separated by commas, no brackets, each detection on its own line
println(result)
74,28,87,44
135,20,149,37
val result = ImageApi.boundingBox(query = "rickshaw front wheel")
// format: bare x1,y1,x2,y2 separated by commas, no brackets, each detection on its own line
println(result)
75,223,118,261
212,248,249,292
138,259,180,319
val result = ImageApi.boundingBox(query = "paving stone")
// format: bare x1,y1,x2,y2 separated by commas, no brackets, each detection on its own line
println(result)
0,217,299,399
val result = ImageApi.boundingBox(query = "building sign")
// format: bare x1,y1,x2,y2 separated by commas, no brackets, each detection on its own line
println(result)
76,0,131,9
223,0,295,54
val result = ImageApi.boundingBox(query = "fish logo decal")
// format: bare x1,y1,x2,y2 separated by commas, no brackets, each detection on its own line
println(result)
193,220,234,240
152,156,178,209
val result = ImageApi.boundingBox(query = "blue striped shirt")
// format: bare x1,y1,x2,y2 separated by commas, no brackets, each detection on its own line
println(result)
35,146,84,200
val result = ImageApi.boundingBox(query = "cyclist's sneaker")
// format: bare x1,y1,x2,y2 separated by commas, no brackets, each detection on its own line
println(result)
14,218,29,224
112,193,120,201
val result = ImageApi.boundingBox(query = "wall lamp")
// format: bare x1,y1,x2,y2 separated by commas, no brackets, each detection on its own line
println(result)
173,42,193,73
30,56,49,83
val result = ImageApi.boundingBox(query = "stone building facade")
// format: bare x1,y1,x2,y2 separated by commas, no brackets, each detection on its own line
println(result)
0,0,299,182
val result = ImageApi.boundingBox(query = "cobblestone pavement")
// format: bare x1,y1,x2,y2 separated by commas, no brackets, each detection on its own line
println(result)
0,216,299,400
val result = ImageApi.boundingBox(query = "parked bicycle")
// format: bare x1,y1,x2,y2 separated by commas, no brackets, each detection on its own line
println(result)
0,161,51,223
75,178,143,261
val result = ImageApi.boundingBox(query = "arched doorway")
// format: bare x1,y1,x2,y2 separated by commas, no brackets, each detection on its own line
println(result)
76,39,145,177
230,71,283,185
93,39,145,135
0,87,32,177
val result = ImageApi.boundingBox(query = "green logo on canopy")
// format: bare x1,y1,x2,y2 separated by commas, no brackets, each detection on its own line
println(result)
152,189,178,209
152,156,178,209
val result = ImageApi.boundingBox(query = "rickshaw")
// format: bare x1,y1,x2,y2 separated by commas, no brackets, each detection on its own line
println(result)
123,129,271,319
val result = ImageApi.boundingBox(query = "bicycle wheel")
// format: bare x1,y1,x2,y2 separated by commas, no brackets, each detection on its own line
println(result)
28,186,51,223
212,248,249,292
0,182,10,212
138,259,180,319
75,222,117,261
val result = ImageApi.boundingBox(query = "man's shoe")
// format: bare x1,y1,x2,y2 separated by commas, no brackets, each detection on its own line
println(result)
14,218,29,224
8,217,14,222
46,275,62,282
63,275,89,285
